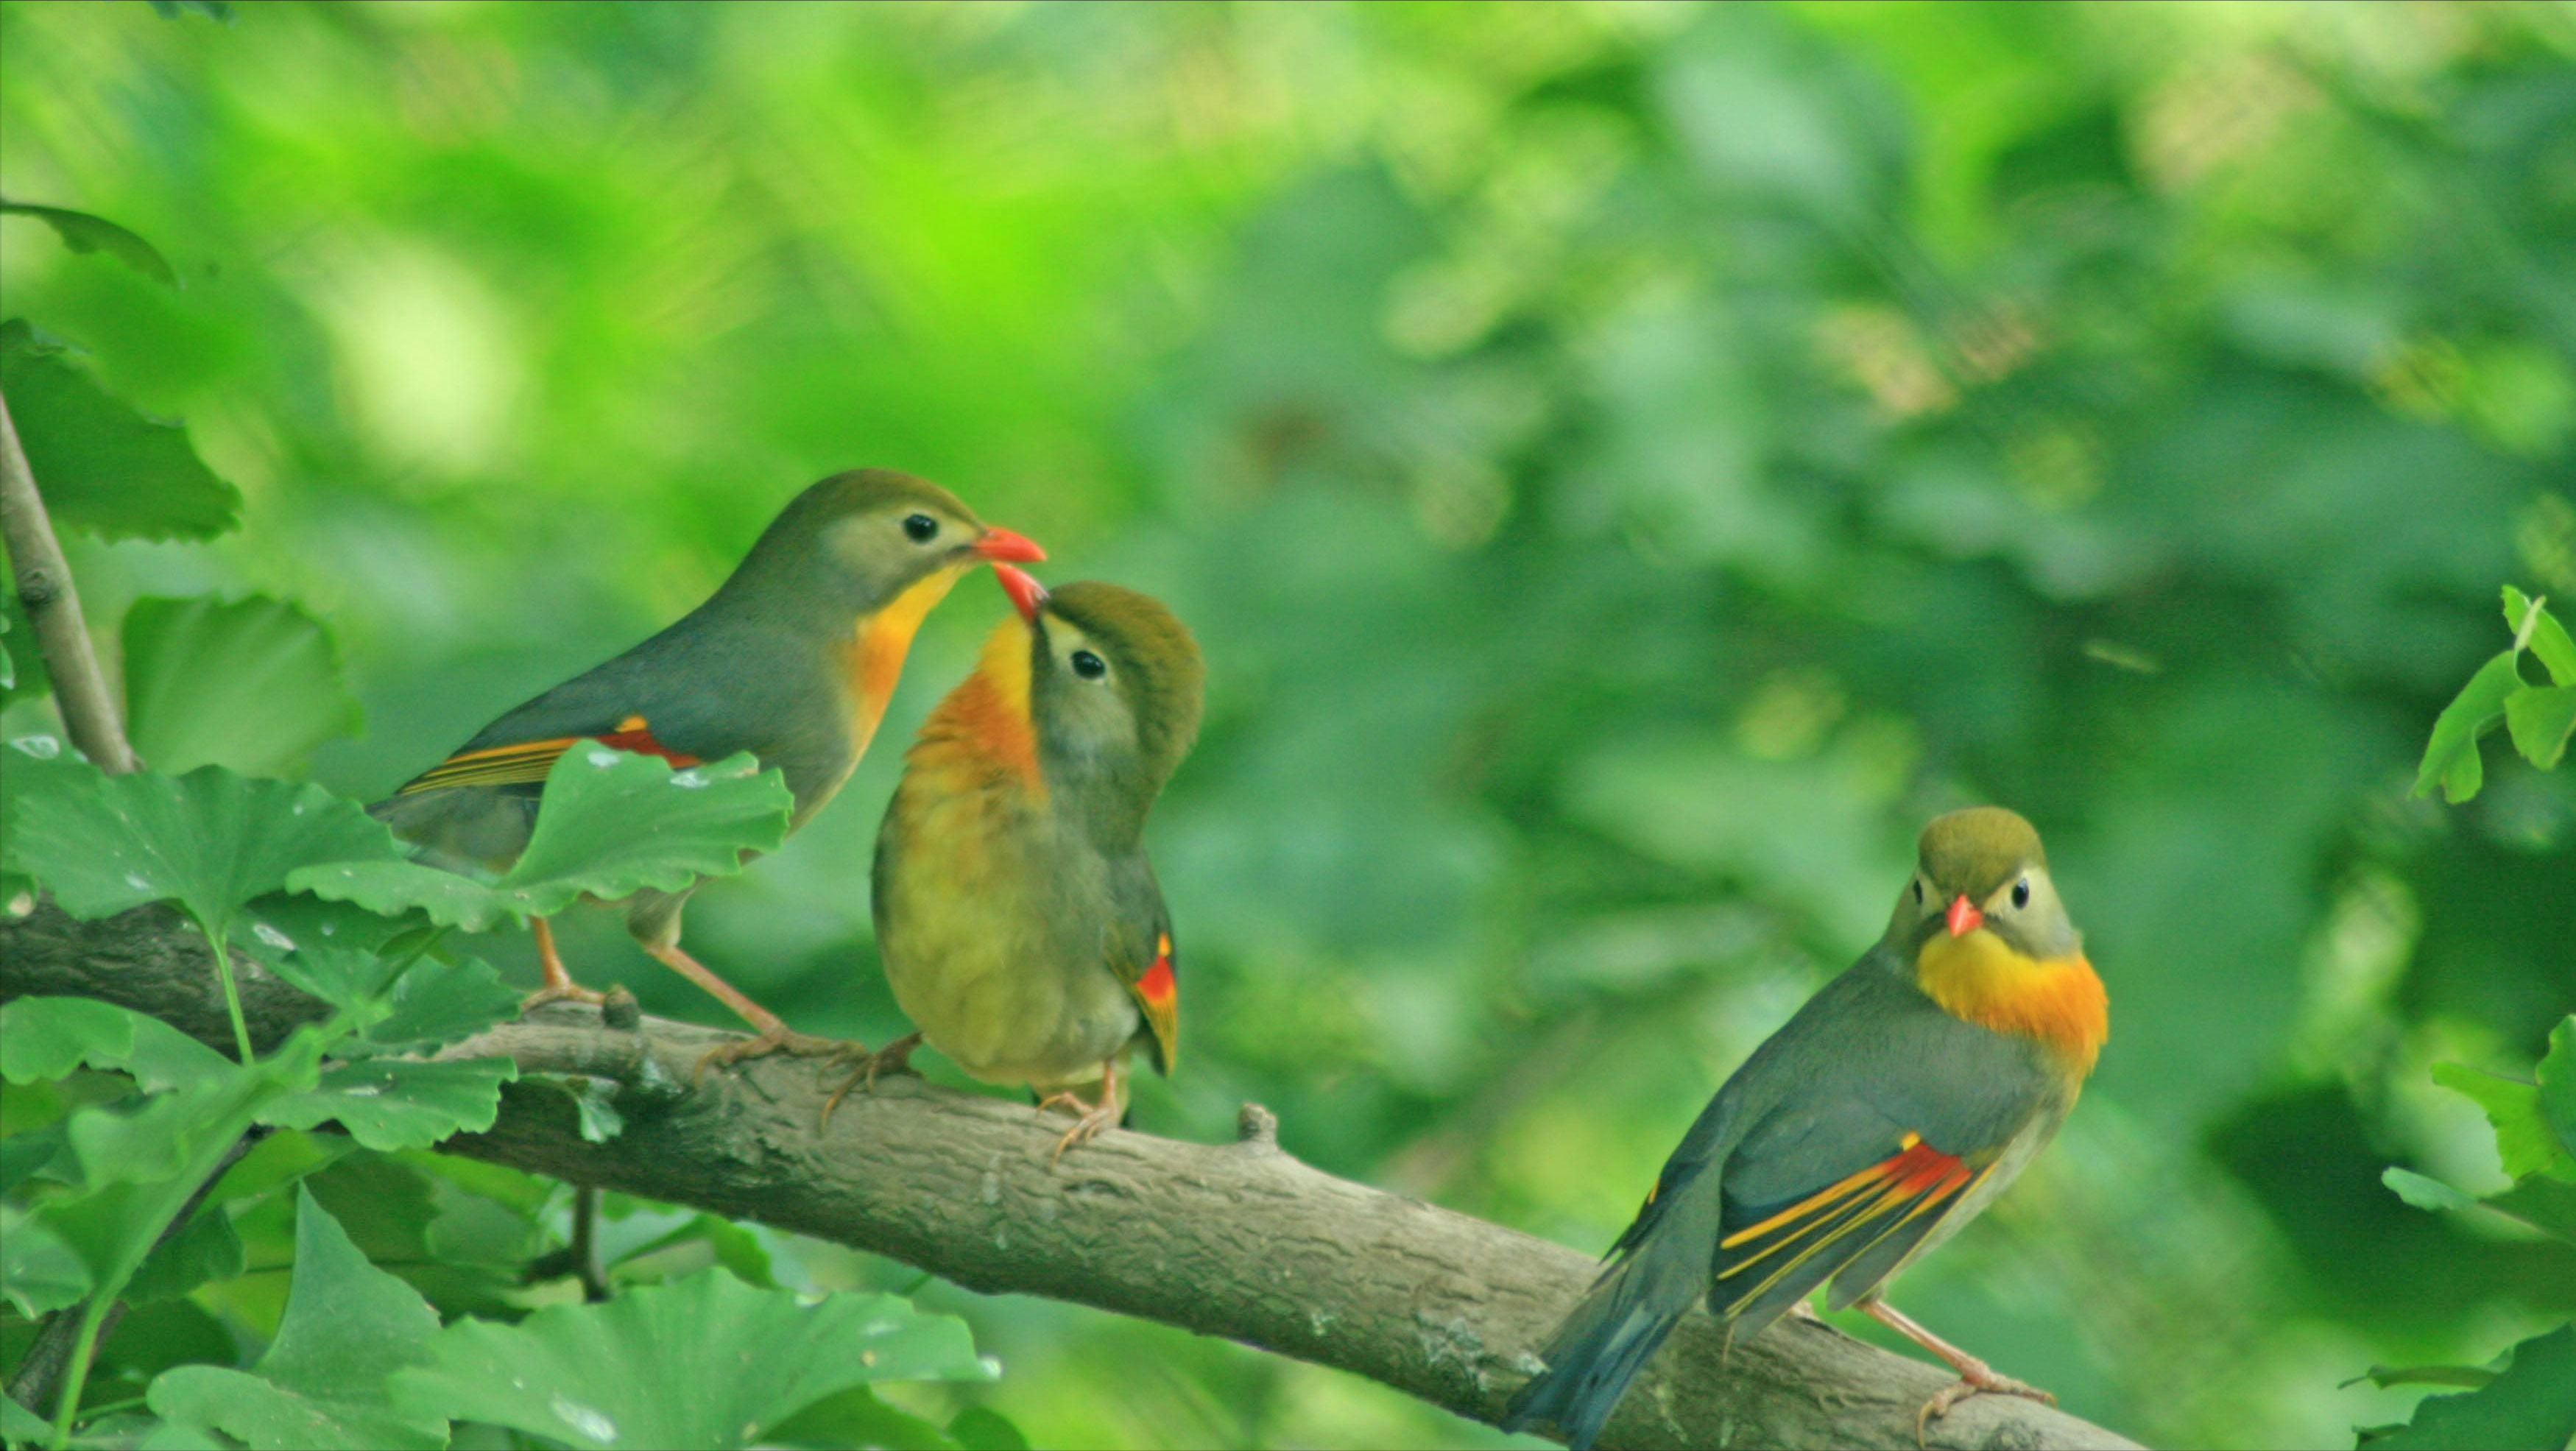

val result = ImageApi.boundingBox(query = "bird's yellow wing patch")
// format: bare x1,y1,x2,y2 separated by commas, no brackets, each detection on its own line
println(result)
1712,1134,1986,1318
398,716,699,794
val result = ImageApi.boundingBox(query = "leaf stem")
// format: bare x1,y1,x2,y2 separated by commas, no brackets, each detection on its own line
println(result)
202,920,254,1064
0,384,138,773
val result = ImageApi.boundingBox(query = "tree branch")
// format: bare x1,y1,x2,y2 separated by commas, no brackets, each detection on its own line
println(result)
0,389,138,774
1,902,2142,1451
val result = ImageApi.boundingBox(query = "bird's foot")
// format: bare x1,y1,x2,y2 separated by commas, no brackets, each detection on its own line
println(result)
1914,1361,2053,1444
519,981,612,1014
818,1033,923,1129
691,1026,851,1084
1035,1087,1120,1165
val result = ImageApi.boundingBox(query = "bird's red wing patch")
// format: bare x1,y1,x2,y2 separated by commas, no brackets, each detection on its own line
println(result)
1712,1132,1982,1317
1121,933,1179,1077
399,716,701,794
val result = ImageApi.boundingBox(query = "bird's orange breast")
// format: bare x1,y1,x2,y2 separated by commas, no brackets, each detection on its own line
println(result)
903,615,1044,799
1914,931,2108,1076
838,565,967,760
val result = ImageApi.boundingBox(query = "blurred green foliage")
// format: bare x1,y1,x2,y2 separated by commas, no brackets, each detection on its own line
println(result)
4,3,2573,1447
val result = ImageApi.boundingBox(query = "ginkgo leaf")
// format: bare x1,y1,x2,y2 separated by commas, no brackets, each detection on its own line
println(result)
122,594,364,777
148,1187,448,1450
4,757,403,956
389,1271,990,1450
288,748,791,932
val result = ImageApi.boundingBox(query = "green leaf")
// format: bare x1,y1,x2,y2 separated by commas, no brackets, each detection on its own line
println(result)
1,1395,54,1447
0,198,179,287
599,1210,770,1288
2505,587,2576,687
63,1077,257,1191
2415,651,2524,802
263,1057,518,1152
2504,685,2576,771
0,996,237,1093
4,758,403,951
0,319,240,542
200,1129,356,1210
2434,1062,2576,1183
289,748,792,932
2343,1364,2501,1391
30,1030,324,1309
121,596,364,777
532,1074,628,1145
124,1202,244,1303
390,1271,992,1450
261,944,409,1014
763,1387,957,1450
2360,1323,2576,1450
0,587,46,706
2385,1167,2481,1214
2541,1017,2576,1170
362,956,521,1053
947,1406,1030,1451
148,1187,448,1451
2485,1178,2576,1246
145,0,236,19
1,1200,91,1316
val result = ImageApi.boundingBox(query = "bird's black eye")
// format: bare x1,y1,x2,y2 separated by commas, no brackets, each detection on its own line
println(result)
2011,878,2031,909
1912,880,1924,905
903,513,939,544
1070,649,1107,680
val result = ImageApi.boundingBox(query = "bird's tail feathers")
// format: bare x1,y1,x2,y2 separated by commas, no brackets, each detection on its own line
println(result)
1503,1173,1720,1451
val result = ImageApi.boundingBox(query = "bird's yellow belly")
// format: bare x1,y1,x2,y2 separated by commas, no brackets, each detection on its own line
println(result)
877,789,1137,1088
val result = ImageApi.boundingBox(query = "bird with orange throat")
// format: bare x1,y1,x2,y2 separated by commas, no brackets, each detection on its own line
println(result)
849,565,1202,1159
371,470,1044,1070
1505,806,2106,1448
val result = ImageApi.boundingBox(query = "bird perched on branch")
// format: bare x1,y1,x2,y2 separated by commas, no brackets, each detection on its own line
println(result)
851,567,1203,1159
371,469,1044,1069
1504,806,2106,1449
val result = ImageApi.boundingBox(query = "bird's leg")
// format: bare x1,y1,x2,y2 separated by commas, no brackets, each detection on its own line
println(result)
1034,1057,1122,1164
643,942,855,1080
819,1032,925,1130
519,917,611,1012
1861,1296,2054,1444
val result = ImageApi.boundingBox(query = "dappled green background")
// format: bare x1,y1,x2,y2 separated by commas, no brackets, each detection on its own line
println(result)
4,2,2572,1447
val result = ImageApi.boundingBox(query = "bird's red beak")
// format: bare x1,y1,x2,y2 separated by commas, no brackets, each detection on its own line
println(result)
993,562,1048,624
973,526,1047,565
1946,894,1983,939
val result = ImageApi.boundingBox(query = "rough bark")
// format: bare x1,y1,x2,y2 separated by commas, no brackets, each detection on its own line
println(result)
1,901,2142,1451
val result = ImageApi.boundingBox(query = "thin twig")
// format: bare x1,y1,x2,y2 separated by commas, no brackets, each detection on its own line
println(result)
0,387,137,774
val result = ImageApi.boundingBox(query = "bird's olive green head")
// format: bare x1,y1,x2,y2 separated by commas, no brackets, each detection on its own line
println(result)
1886,806,2079,959
723,469,1042,625
1019,579,1204,838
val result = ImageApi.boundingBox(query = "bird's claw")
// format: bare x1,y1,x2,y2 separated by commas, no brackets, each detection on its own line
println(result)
1914,1365,2053,1444
817,1033,923,1129
1036,1088,1119,1165
691,1027,850,1085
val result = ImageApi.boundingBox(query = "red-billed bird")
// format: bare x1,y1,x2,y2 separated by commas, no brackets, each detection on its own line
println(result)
853,565,1203,1158
1505,807,2107,1447
373,470,1042,1068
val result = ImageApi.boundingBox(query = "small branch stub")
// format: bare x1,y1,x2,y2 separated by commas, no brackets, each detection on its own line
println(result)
1236,1101,1280,1150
